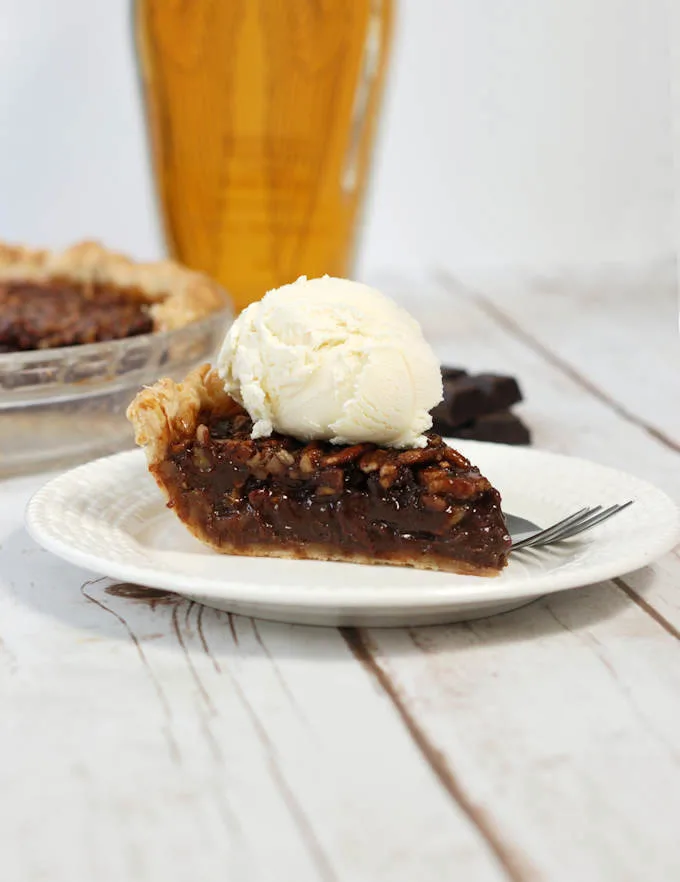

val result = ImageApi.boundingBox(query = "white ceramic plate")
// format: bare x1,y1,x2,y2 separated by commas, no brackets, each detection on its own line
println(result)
25,443,680,627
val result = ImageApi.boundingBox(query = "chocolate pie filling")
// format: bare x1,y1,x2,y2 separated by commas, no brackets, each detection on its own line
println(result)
0,279,154,352
156,408,511,571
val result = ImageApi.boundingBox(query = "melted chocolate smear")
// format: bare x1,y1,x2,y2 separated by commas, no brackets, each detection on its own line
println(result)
105,582,177,608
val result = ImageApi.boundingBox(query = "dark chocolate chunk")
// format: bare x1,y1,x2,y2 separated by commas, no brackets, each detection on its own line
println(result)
434,367,523,427
440,366,468,382
434,411,531,446
431,365,531,445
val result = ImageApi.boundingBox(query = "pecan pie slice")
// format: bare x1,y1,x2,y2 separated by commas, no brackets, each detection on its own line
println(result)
128,366,511,575
0,240,227,352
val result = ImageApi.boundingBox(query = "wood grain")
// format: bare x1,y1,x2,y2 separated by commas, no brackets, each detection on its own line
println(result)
0,515,507,882
367,582,680,881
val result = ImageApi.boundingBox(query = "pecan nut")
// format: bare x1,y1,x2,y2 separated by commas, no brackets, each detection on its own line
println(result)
300,444,323,475
418,467,490,498
314,468,344,496
228,438,256,464
191,447,212,472
421,493,448,512
397,447,441,467
439,447,471,469
276,449,295,467
195,423,210,446
231,414,251,433
378,463,400,490
322,443,373,467
359,450,389,473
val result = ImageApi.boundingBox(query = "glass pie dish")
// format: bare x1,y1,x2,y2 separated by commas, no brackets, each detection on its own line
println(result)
0,308,232,476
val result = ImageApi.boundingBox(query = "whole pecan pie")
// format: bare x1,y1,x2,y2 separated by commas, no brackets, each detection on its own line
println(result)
128,365,511,576
0,240,227,353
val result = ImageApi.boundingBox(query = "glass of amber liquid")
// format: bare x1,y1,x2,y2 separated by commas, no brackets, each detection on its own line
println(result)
134,0,394,311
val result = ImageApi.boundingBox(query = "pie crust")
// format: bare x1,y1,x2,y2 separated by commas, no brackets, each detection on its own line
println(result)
0,239,228,335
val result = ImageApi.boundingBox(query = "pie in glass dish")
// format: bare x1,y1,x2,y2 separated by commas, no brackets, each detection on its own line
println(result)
127,365,511,576
0,240,228,353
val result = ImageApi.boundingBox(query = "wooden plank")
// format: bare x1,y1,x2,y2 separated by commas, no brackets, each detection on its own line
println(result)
0,477,509,882
364,579,680,882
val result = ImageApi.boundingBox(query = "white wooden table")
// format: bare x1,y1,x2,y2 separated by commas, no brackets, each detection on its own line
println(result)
2,271,679,882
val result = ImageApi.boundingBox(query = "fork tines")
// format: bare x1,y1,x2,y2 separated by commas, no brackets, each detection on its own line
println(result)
512,501,634,551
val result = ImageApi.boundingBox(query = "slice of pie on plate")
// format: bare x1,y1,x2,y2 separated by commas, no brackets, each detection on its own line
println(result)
0,240,228,352
127,365,511,576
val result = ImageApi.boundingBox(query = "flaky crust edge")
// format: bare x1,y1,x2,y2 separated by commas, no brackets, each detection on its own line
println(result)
127,364,237,467
0,240,229,331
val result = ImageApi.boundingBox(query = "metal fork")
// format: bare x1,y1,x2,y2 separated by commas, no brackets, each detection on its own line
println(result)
507,501,634,551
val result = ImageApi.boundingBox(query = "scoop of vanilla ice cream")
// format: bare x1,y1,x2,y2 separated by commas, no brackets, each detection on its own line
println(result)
216,276,443,448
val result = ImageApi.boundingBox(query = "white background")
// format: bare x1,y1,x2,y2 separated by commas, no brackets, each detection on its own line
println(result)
0,0,675,282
